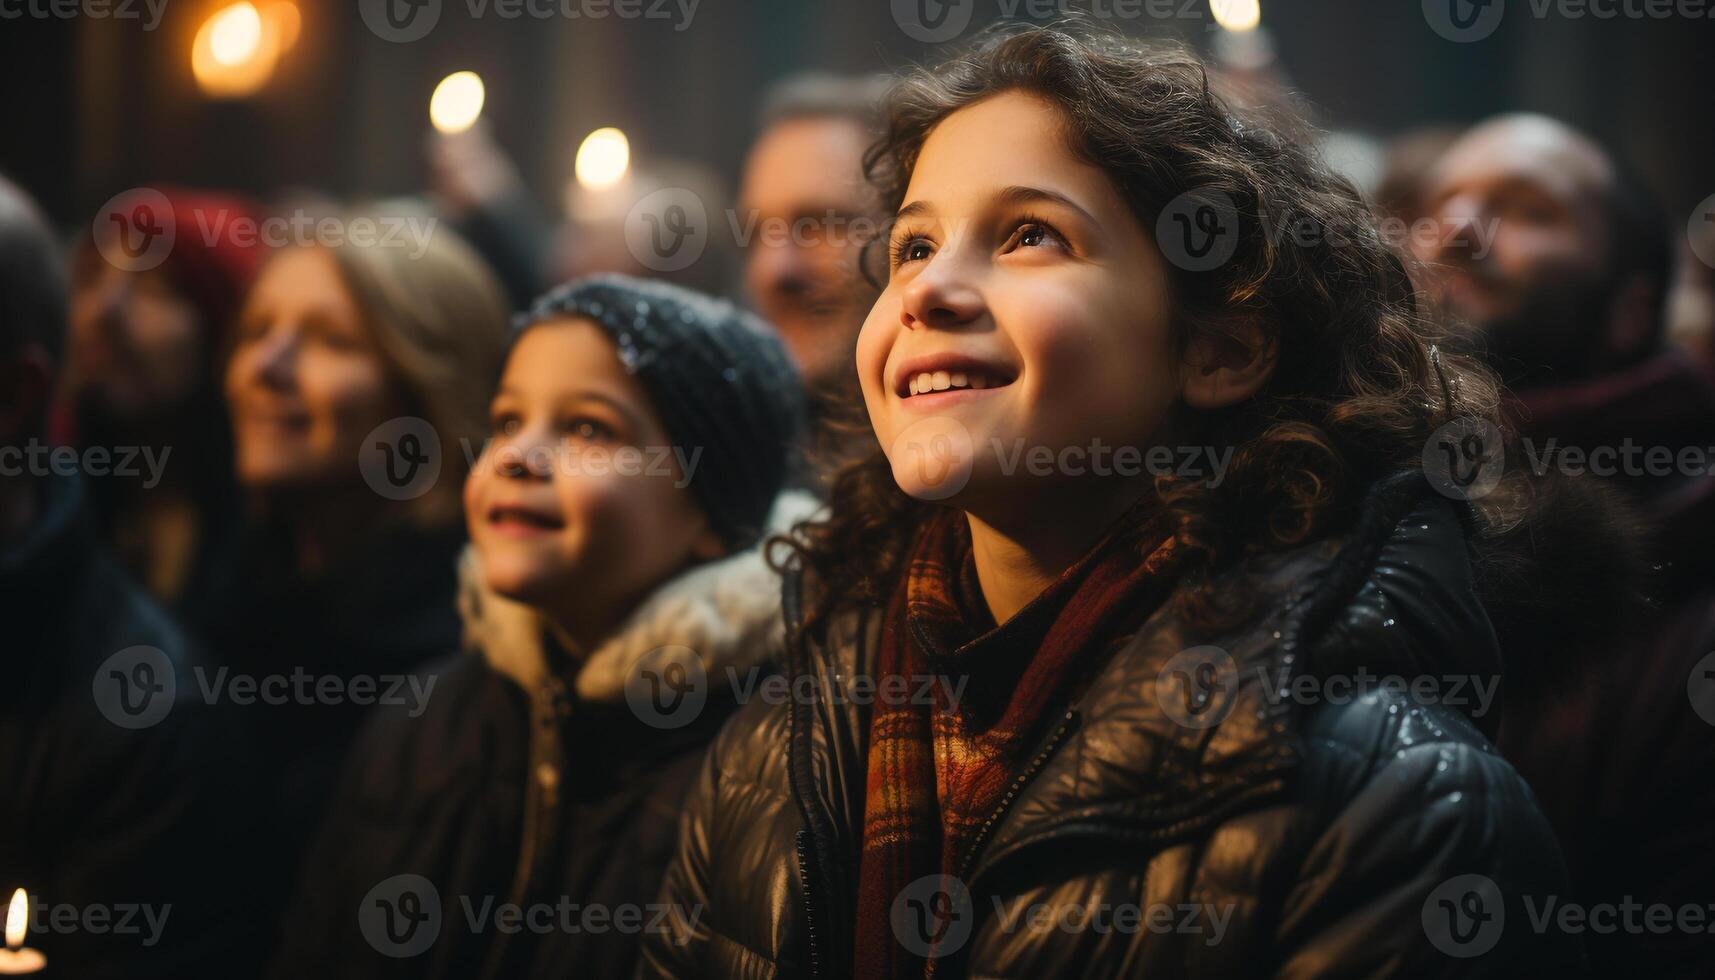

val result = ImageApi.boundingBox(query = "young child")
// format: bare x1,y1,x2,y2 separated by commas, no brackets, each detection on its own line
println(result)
643,26,1582,978
269,274,811,979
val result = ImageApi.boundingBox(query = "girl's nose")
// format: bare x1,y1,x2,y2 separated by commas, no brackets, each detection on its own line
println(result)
496,426,553,480
899,256,984,332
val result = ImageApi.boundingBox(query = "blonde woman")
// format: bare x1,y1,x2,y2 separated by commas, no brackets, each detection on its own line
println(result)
211,207,510,958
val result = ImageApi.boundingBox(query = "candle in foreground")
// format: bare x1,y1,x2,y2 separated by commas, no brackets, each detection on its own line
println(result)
0,889,44,974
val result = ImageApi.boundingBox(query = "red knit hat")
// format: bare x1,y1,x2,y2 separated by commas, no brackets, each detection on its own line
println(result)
145,186,268,346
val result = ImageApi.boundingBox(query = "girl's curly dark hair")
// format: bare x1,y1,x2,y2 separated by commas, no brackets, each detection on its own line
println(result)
774,23,1504,638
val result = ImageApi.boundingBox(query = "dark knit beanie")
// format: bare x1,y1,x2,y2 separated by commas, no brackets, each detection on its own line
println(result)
515,274,804,550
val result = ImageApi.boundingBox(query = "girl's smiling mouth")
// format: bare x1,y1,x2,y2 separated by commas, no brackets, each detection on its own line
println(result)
892,352,1017,407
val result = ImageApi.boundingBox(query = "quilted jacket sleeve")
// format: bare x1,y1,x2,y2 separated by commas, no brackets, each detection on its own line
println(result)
1270,697,1587,978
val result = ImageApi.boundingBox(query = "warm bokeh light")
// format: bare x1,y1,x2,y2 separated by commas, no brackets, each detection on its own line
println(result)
429,71,486,134
266,1,300,51
1211,0,1261,31
209,2,262,66
192,1,286,98
575,127,631,190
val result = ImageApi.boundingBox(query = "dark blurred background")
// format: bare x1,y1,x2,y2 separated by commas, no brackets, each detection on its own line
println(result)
2,0,1711,231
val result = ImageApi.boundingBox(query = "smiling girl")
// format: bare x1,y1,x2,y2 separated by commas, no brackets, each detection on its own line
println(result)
645,26,1581,978
269,275,809,979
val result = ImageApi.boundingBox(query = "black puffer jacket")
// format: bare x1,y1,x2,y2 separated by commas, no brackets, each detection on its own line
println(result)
268,492,816,980
0,474,267,977
641,478,1584,978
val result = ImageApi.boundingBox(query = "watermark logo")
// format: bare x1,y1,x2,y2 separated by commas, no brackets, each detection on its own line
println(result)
0,440,171,487
891,874,974,958
891,0,974,42
1156,189,1239,273
92,188,176,273
625,187,709,273
94,657,438,729
360,874,442,957
92,645,177,729
1688,651,1715,726
889,415,975,501
1156,645,1241,729
360,417,442,501
1690,193,1715,270
0,0,169,29
18,897,172,948
990,896,1233,944
625,645,709,729
360,0,443,42
1424,0,1506,41
1423,873,1505,957
1423,417,1505,501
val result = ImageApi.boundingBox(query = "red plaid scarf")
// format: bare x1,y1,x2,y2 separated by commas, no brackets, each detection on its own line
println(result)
853,506,1177,978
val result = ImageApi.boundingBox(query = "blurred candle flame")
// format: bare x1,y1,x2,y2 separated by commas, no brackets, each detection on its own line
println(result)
575,127,631,191
193,1,295,98
430,71,487,134
1211,0,1261,31
5,889,25,950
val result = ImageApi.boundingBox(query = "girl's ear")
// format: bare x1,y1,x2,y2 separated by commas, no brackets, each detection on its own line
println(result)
1179,319,1278,410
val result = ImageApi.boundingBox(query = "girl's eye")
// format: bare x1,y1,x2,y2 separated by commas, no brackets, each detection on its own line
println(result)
489,412,521,436
891,237,933,268
561,417,616,442
1005,220,1065,253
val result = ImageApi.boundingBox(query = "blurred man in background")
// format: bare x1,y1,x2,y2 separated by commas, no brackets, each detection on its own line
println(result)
738,73,887,391
737,74,889,487
1416,113,1715,978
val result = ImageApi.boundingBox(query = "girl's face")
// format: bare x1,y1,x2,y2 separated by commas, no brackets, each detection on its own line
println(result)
227,248,400,493
464,318,722,638
856,91,1181,517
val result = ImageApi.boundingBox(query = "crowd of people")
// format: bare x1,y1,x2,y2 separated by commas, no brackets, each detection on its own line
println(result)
2,19,1712,980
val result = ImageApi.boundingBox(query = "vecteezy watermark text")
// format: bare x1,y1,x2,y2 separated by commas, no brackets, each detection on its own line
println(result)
93,646,439,730
1,440,171,488
0,0,167,30
359,874,701,957
360,0,699,42
93,189,441,273
19,899,172,948
622,646,974,730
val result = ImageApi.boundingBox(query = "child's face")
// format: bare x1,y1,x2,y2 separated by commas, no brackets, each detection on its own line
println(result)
465,318,722,634
856,91,1181,515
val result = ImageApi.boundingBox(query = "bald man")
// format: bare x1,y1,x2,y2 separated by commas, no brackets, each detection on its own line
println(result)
1415,113,1671,385
1417,116,1715,977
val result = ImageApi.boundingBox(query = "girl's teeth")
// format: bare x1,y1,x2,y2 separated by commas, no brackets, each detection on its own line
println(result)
905,369,1004,396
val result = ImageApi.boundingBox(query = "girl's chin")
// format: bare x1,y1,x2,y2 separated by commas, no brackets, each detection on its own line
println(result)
480,557,572,608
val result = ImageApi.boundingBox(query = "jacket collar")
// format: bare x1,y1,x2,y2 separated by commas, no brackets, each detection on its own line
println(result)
459,490,820,702
789,478,1498,886
974,480,1497,879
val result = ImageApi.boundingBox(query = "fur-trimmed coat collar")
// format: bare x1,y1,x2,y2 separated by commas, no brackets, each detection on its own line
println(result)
456,491,822,702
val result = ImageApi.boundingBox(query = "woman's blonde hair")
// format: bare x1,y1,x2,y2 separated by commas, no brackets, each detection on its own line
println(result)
327,204,510,526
